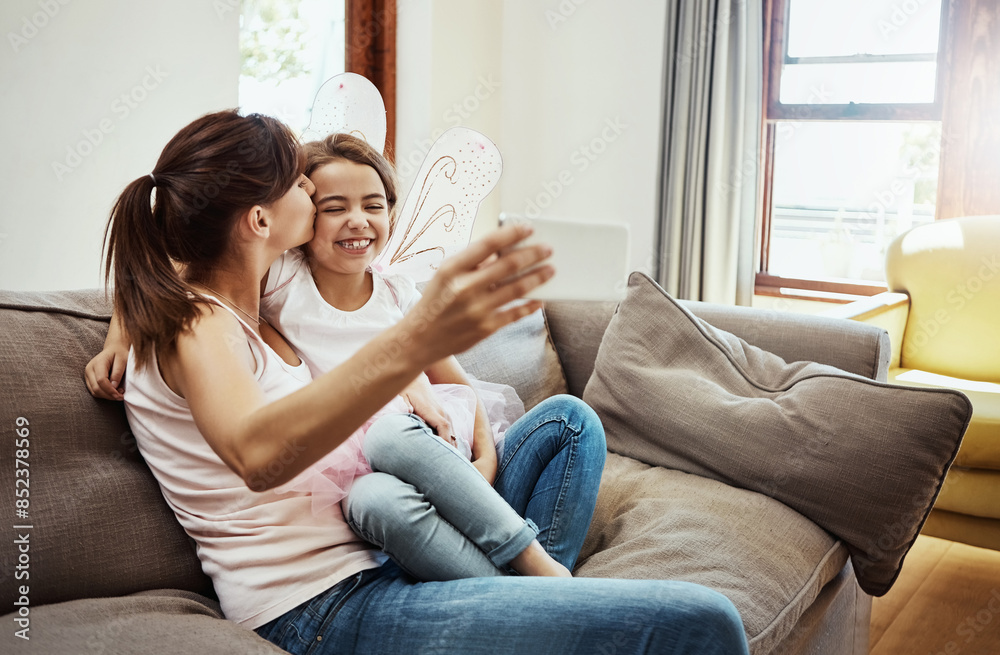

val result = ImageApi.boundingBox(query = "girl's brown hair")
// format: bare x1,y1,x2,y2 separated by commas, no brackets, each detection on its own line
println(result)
104,110,304,368
302,133,399,232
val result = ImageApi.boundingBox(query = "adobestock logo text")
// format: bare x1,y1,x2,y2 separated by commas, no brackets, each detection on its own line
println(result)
7,0,72,54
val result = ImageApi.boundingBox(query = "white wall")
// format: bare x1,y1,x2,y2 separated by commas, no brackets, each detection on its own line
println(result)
0,0,240,291
4,1,670,290
396,0,667,274
395,0,505,237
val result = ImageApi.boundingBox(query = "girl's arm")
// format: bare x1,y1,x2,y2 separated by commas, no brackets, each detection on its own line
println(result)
423,357,498,484
165,225,551,491
395,373,494,479
84,312,130,401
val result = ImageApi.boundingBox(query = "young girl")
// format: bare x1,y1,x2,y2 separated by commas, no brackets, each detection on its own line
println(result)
259,132,576,579
84,109,749,654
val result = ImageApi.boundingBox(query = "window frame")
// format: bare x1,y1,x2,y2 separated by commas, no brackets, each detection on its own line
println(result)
757,0,952,302
345,0,397,157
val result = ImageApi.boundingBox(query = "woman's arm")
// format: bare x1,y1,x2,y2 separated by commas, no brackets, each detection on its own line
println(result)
424,357,497,484
167,225,552,491
163,305,429,491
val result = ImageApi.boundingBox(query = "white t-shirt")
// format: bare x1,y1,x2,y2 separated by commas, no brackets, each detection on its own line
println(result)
124,299,383,629
261,249,421,378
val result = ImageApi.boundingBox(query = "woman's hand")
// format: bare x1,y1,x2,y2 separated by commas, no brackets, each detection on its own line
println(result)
84,314,130,401
84,346,129,401
403,223,554,365
399,374,455,445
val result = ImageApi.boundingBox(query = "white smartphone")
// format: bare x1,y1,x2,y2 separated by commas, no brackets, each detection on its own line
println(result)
499,214,630,302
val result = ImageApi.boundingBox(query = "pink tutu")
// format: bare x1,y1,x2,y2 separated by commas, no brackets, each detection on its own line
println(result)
277,378,524,515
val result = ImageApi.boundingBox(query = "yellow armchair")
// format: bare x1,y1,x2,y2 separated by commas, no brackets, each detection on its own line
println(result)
831,215,1000,550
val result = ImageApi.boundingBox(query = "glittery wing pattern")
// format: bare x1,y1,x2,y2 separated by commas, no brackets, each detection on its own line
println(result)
300,72,387,150
372,127,502,282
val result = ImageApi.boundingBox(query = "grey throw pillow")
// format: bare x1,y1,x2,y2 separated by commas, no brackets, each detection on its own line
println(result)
583,272,972,596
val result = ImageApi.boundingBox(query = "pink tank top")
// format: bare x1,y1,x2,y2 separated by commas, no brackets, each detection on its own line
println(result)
123,299,383,628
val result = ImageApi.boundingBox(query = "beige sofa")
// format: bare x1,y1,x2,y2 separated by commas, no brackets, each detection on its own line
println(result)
0,288,883,654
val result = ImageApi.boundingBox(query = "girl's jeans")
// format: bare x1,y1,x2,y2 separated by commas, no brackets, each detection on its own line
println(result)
343,394,606,578
255,395,750,654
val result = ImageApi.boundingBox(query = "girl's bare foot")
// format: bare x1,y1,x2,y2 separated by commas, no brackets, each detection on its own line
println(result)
508,540,573,577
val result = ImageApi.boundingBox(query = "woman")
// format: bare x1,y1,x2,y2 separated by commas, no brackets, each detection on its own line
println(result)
87,109,749,654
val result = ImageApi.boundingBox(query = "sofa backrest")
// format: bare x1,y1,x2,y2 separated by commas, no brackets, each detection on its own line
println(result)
544,298,891,398
0,290,214,608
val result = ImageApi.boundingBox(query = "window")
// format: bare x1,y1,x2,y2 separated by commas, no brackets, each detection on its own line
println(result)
758,0,949,302
238,0,395,151
239,0,347,134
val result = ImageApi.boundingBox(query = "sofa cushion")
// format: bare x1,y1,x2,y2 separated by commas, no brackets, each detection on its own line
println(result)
0,290,213,608
0,590,285,654
582,272,972,596
576,453,848,655
892,368,1000,521
922,508,1000,551
934,467,1000,519
456,308,569,410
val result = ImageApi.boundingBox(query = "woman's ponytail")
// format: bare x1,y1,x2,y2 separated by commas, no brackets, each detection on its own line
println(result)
101,110,304,369
104,174,197,369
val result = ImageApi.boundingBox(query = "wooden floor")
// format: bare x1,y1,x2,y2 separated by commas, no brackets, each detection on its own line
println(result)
870,535,1000,654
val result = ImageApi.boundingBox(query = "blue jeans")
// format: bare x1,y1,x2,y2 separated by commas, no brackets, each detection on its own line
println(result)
256,396,750,654
492,395,606,570
254,563,749,654
344,414,541,580
344,394,606,579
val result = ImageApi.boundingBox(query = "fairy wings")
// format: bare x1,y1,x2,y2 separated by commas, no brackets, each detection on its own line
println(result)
302,72,503,283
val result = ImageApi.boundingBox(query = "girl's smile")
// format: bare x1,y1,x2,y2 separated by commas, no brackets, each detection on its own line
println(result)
338,237,374,252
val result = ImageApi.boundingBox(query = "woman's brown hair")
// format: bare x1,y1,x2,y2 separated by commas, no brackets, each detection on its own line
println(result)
104,110,304,369
302,133,399,233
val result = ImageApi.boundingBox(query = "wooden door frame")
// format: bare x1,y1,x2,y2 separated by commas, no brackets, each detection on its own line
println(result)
346,0,397,158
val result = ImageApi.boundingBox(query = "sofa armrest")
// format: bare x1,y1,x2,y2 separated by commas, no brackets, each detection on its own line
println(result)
823,292,909,370
544,298,893,397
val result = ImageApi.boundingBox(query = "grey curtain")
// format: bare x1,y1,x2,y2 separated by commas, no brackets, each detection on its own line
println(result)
656,0,762,305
